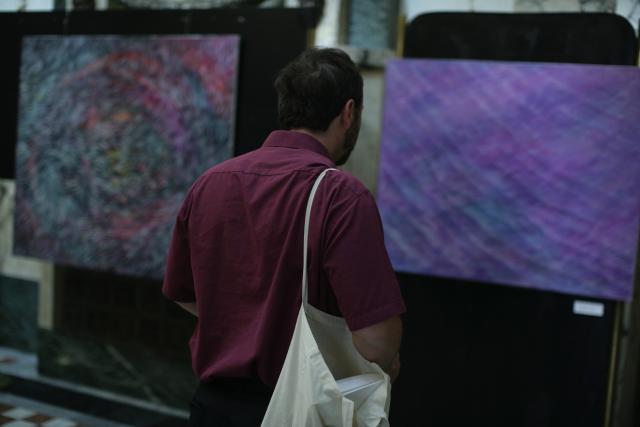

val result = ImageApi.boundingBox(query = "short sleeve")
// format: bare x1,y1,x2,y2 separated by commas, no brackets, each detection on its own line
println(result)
162,193,195,302
322,190,406,331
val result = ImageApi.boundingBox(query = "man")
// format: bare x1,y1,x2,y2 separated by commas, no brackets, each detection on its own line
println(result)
162,47,405,426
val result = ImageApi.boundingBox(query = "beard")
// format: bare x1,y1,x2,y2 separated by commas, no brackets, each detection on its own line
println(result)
335,113,361,166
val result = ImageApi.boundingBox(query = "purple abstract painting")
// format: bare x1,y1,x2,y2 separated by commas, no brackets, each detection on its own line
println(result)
378,59,640,301
14,35,239,279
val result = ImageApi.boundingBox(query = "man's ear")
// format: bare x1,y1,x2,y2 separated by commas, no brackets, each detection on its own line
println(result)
341,98,356,127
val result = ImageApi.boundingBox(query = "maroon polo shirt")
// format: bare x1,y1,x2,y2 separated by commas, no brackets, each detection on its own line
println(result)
162,130,406,387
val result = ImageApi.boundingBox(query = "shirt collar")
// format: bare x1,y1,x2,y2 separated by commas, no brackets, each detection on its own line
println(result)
262,130,334,162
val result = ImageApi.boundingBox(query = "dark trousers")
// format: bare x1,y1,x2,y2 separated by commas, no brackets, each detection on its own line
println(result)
190,378,273,427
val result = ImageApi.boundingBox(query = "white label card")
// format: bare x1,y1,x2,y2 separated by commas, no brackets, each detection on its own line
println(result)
573,300,605,317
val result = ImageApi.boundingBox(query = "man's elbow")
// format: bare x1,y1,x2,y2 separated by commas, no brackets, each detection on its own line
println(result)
351,315,403,370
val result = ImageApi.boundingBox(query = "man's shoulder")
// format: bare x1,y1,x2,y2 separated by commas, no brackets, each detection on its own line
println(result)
209,149,259,172
325,169,371,200
183,153,252,198
193,149,262,184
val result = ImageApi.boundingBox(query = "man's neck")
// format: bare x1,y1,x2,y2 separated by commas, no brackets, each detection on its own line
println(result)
290,128,338,162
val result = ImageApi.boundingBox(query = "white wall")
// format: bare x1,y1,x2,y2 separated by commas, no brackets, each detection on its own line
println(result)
0,0,53,11
402,0,515,22
617,0,640,30
314,0,345,47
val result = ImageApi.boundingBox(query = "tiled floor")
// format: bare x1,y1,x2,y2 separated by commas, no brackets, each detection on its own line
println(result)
0,394,131,427
0,401,83,427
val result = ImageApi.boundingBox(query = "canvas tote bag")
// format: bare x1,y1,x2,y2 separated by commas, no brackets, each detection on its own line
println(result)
261,168,391,427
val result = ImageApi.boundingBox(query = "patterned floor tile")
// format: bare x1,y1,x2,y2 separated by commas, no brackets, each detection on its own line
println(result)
0,404,79,427
1,408,35,419
2,421,38,427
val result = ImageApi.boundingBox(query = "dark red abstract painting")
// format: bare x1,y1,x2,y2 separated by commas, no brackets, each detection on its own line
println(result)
14,35,239,279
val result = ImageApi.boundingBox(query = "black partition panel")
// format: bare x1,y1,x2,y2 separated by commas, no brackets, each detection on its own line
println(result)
393,275,616,427
390,12,638,427
0,8,317,179
404,12,638,65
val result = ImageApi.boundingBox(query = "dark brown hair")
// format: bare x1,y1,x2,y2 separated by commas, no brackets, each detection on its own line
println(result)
274,47,363,131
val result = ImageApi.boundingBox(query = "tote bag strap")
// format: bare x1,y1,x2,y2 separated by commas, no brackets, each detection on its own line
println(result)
302,168,338,306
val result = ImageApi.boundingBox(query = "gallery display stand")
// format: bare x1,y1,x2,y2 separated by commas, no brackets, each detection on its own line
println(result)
389,12,638,427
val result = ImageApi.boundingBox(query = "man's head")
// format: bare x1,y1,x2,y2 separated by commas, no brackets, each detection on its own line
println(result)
274,48,363,165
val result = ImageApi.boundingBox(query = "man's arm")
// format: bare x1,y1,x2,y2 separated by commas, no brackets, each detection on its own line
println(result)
352,315,402,380
176,301,198,317
321,186,406,381
162,191,197,305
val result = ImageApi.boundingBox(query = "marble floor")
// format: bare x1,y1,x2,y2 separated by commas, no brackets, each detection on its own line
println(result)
0,347,188,427
0,393,128,427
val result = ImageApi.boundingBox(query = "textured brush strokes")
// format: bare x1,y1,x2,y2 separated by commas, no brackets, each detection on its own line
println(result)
378,59,640,301
14,35,239,279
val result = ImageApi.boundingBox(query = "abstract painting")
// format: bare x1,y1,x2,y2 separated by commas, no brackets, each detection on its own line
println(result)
14,35,239,279
378,59,640,300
